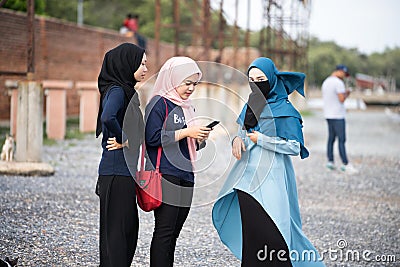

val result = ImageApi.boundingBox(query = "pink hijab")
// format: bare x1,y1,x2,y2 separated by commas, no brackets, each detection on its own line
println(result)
151,56,202,167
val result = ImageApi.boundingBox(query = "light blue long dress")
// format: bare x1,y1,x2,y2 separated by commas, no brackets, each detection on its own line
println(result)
212,57,325,267
212,126,325,266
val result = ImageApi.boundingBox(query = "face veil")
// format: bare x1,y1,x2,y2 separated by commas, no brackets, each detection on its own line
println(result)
244,80,271,131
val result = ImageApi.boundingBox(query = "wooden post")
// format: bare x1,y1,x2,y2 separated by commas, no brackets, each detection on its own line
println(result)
27,0,35,78
191,0,200,46
266,0,272,57
217,0,224,61
202,0,211,61
155,0,161,69
232,0,239,68
245,0,251,66
173,0,180,55
14,0,44,162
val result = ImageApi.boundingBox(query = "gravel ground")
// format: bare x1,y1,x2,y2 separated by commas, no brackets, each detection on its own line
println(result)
0,109,399,267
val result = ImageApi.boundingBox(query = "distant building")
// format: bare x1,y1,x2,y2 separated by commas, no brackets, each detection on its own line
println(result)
355,73,396,92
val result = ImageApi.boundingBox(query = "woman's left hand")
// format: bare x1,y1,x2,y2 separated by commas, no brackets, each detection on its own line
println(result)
246,131,259,144
106,137,128,150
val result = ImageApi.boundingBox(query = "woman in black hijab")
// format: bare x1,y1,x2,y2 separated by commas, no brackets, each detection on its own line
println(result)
95,43,148,267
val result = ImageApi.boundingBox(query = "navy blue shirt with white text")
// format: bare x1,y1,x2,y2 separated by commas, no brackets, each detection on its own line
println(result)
145,96,194,183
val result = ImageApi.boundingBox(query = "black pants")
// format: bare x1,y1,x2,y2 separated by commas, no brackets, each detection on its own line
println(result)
237,190,292,267
96,175,139,267
150,174,194,267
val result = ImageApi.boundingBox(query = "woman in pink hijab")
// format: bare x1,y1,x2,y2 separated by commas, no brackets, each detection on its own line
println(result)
144,56,211,266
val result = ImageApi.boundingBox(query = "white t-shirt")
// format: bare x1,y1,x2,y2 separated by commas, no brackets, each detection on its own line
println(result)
321,76,346,119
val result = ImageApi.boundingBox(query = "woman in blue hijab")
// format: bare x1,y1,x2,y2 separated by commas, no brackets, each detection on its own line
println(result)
212,58,325,267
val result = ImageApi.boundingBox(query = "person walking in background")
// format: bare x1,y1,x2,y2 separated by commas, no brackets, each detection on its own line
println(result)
321,64,358,174
212,57,325,266
95,43,148,267
123,13,139,33
122,13,147,49
145,57,211,267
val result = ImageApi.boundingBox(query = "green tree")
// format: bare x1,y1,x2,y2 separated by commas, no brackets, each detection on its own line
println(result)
3,0,45,14
368,48,400,87
307,37,399,89
43,0,79,22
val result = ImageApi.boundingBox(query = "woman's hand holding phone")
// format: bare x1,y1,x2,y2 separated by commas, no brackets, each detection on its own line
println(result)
175,121,219,142
176,126,211,141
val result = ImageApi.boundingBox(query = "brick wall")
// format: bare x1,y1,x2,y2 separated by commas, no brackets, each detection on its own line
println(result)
0,8,259,120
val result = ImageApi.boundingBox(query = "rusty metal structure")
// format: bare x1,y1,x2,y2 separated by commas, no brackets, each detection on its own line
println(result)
260,0,311,71
153,0,312,71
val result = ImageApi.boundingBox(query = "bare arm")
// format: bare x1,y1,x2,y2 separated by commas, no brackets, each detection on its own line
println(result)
175,126,210,141
338,90,350,103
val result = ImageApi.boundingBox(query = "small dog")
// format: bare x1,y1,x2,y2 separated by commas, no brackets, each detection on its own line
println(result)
0,257,18,267
0,135,15,162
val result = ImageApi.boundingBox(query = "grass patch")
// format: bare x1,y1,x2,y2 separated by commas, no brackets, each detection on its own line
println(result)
42,116,87,142
43,138,57,146
65,128,86,140
66,116,80,127
65,117,86,140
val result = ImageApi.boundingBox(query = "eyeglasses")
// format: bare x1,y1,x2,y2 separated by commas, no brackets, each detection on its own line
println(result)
182,80,201,86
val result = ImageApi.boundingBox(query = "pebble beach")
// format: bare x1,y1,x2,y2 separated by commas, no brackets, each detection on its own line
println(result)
0,109,399,266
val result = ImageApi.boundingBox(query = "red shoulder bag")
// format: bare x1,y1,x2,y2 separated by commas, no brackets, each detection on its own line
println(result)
135,98,168,212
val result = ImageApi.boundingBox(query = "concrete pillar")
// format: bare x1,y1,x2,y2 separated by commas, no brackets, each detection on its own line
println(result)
76,81,99,133
5,80,19,138
42,80,73,140
15,81,43,162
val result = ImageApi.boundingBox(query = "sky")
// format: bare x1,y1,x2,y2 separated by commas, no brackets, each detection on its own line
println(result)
309,0,400,54
210,0,400,55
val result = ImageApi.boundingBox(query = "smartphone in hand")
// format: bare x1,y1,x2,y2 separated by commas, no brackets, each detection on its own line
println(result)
206,120,220,129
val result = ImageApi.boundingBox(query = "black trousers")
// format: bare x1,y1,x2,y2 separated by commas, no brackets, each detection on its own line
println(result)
237,190,292,267
150,174,194,267
96,175,139,267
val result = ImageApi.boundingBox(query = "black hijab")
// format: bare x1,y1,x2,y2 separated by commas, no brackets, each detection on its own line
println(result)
96,43,145,137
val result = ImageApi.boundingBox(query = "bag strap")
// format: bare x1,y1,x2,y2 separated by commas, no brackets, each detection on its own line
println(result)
140,97,169,172
139,143,146,171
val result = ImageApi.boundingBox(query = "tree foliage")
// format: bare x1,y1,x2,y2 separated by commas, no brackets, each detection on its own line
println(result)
3,0,399,89
307,37,399,88
3,0,45,14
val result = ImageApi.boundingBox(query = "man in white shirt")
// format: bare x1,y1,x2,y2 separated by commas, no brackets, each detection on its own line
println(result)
321,64,358,173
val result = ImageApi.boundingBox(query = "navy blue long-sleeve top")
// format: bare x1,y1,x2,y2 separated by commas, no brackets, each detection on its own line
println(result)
145,96,195,183
98,85,131,176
